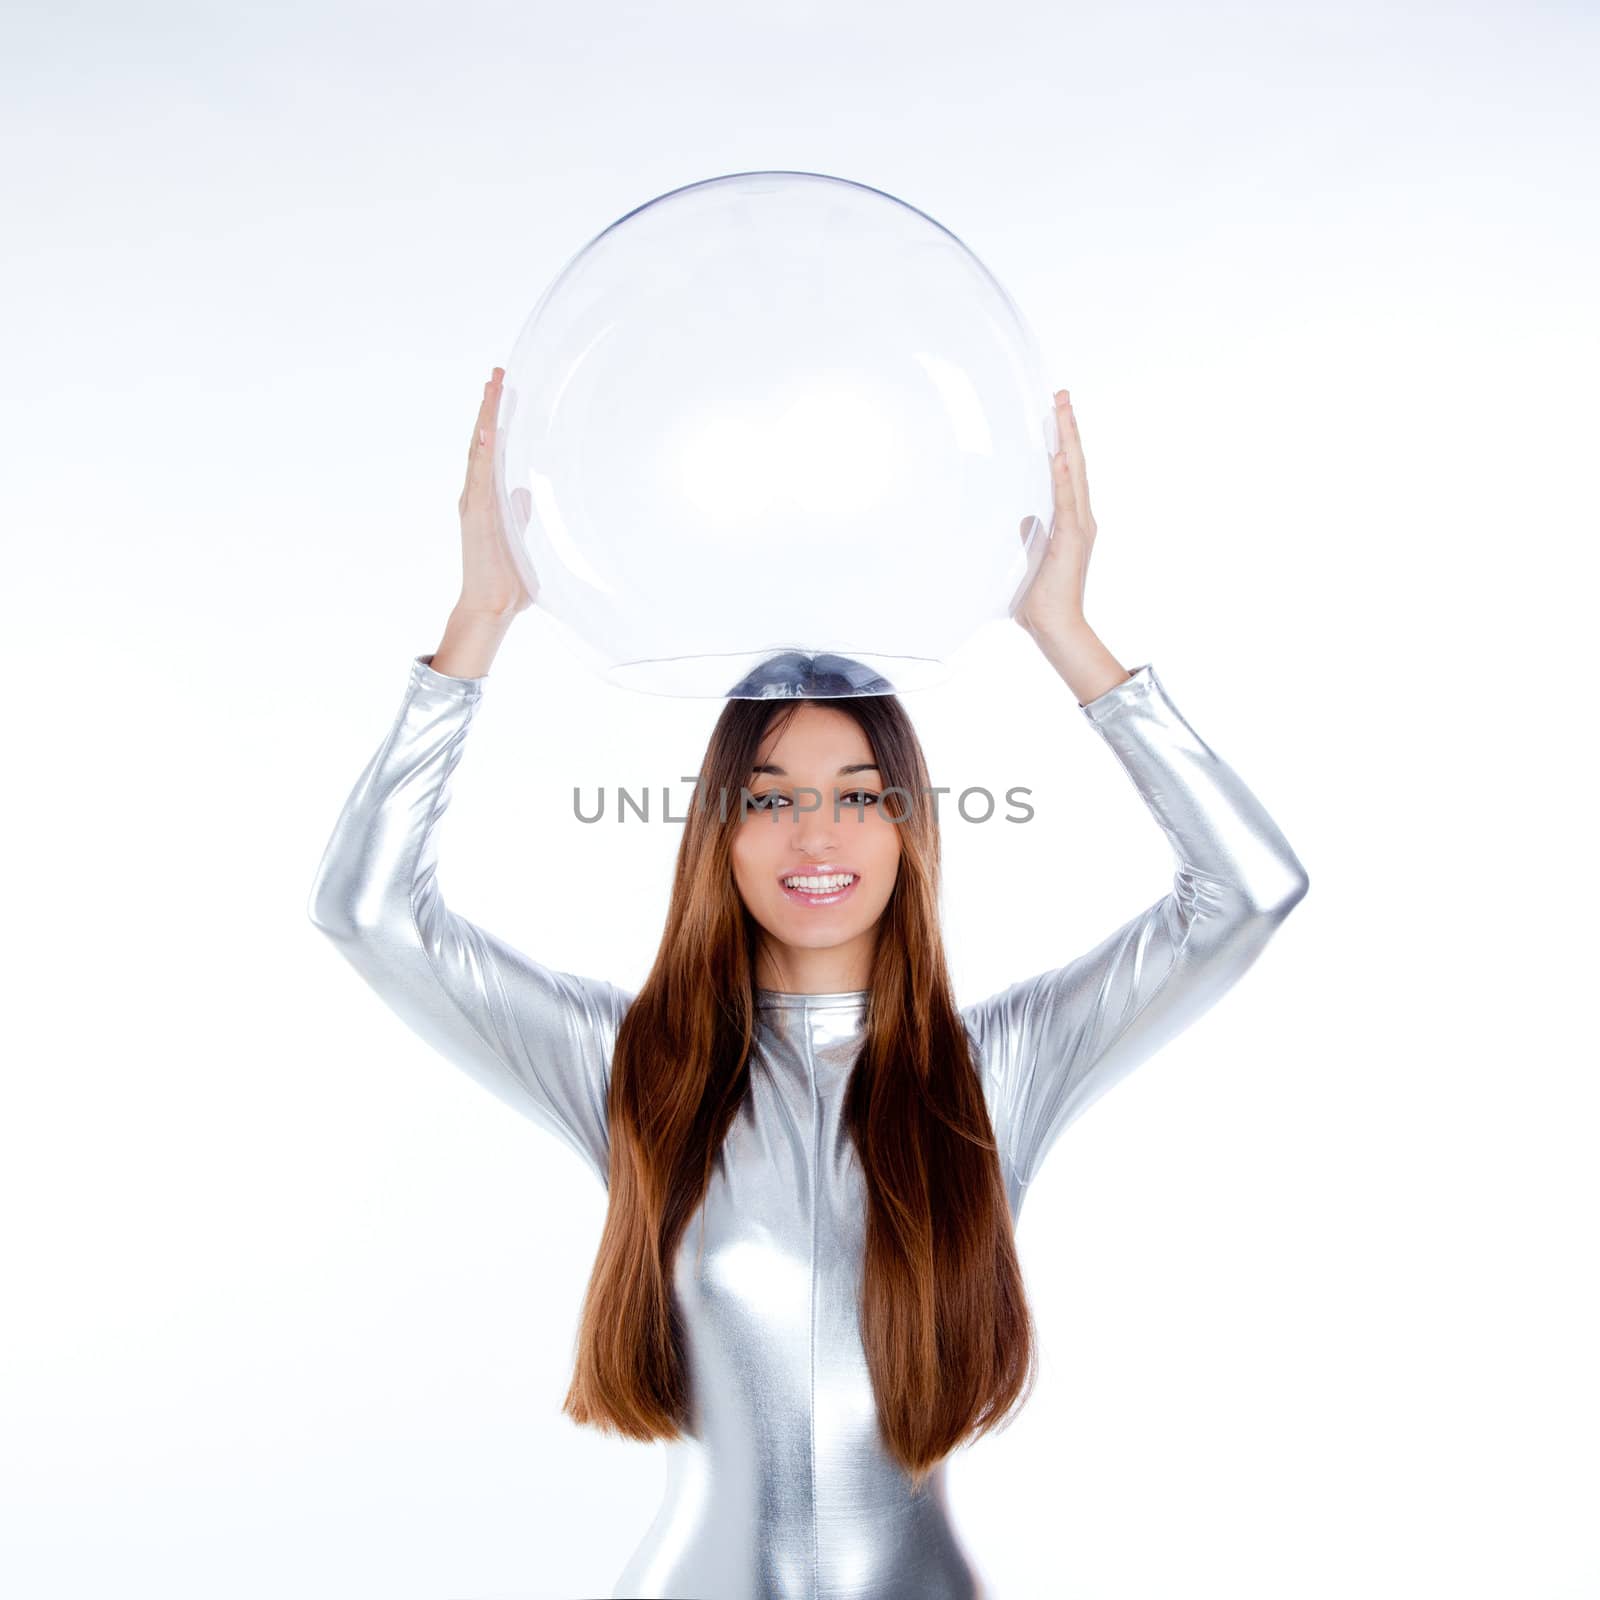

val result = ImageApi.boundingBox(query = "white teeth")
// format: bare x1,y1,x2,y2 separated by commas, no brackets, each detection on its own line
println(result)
782,873,855,891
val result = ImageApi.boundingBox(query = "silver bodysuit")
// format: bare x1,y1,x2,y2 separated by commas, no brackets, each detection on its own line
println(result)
308,653,1309,1600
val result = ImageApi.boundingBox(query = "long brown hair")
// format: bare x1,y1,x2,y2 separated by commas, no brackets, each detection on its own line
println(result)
561,674,1038,1488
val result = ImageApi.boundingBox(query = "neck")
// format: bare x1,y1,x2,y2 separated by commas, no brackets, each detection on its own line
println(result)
753,937,875,995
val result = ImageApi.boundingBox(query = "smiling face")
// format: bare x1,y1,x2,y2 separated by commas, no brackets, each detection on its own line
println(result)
730,701,903,992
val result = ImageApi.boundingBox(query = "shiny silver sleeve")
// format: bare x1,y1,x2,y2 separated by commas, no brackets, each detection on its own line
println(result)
306,653,632,1189
961,663,1310,1200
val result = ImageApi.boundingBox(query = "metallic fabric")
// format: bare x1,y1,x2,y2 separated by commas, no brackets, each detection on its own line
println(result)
308,653,1309,1599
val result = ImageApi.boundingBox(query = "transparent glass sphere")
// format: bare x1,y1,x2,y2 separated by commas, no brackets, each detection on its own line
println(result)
495,170,1058,700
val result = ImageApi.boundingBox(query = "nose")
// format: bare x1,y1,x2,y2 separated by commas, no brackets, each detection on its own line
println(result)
788,793,841,857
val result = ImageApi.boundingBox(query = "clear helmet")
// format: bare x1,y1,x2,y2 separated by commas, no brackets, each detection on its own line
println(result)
495,169,1059,700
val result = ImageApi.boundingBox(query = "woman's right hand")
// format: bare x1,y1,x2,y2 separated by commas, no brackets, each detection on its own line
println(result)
457,367,537,617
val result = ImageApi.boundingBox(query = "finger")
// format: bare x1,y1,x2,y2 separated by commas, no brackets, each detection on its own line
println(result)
1048,394,1077,523
1052,390,1093,528
467,368,499,451
466,369,504,475
466,384,492,474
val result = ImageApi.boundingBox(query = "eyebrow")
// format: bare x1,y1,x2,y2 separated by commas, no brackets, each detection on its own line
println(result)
749,762,881,776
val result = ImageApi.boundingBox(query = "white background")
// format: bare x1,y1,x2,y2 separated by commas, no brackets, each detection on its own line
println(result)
3,1,1596,1596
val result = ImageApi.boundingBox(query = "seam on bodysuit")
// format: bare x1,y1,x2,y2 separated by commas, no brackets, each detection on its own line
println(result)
807,1023,821,1600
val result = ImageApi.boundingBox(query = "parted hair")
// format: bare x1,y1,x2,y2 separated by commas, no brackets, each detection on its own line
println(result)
561,659,1038,1488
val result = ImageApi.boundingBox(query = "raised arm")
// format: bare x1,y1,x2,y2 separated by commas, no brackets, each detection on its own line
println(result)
961,661,1309,1206
306,652,632,1189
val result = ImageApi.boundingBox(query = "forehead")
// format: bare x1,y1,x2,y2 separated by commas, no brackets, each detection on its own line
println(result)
753,703,875,767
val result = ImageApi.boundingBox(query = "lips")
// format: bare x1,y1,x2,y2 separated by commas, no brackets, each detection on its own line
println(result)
777,871,859,907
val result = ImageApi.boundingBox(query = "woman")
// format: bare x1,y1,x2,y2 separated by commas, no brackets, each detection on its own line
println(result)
308,371,1309,1599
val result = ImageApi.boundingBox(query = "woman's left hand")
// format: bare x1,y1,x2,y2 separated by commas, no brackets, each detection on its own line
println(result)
1014,390,1096,640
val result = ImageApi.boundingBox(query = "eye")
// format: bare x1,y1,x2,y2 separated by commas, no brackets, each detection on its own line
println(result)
839,789,880,807
746,791,790,813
